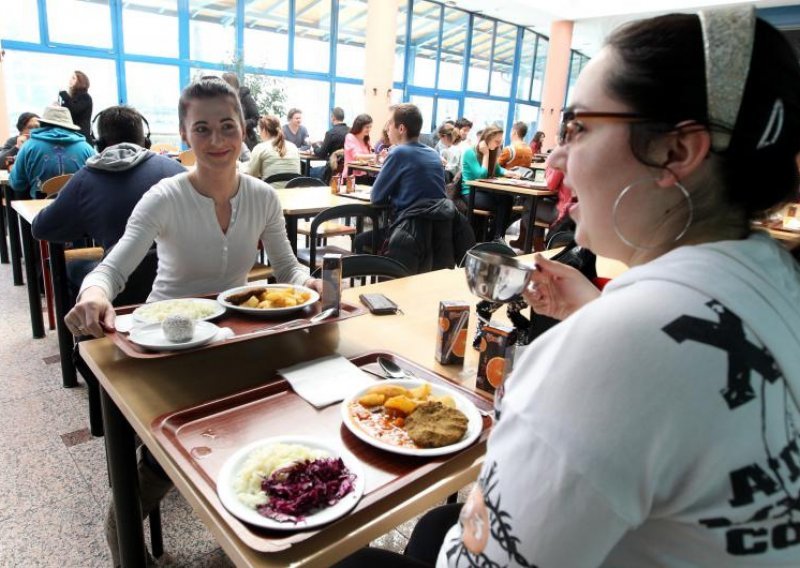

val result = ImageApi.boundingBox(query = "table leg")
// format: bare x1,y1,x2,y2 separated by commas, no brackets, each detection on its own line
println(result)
19,217,44,338
467,186,476,224
49,242,77,387
101,387,147,568
5,187,23,285
523,197,539,254
286,216,298,255
0,196,8,264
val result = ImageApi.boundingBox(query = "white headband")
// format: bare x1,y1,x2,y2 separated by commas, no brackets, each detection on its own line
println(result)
699,6,756,152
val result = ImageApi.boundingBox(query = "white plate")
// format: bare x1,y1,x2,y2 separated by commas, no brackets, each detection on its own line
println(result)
341,378,482,457
216,435,365,530
132,298,225,324
217,284,319,317
128,321,219,351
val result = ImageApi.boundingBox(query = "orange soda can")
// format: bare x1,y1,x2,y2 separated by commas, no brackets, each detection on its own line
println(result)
476,322,517,395
435,301,470,365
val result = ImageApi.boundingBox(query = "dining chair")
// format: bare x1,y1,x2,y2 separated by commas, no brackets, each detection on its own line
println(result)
296,204,379,272
341,254,410,285
287,176,357,247
263,172,301,187
178,149,196,167
40,174,73,196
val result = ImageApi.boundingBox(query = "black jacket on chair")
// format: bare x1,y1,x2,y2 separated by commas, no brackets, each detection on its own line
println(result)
385,198,475,274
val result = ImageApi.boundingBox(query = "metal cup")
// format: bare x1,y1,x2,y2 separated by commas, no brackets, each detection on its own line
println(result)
464,250,534,303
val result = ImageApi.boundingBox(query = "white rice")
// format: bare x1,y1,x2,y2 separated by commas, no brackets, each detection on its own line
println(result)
233,443,329,508
135,299,217,323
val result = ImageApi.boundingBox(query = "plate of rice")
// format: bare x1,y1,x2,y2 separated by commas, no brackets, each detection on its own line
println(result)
216,436,365,530
132,298,225,324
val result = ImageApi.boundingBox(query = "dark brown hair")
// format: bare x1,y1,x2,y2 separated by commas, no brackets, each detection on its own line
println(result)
391,103,423,139
221,72,240,90
606,13,800,218
476,125,504,175
178,77,244,133
351,113,373,148
70,70,90,96
287,108,302,120
512,121,528,139
437,123,461,145
259,115,288,157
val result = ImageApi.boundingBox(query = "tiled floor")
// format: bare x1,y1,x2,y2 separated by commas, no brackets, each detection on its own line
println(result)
0,254,469,566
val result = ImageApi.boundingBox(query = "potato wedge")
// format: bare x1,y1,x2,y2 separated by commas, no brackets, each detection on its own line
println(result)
409,383,431,400
384,395,418,416
367,384,409,398
242,295,260,308
358,393,386,407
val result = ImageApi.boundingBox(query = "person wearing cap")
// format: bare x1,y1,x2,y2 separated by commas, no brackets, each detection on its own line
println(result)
10,105,95,198
336,7,800,568
0,112,40,167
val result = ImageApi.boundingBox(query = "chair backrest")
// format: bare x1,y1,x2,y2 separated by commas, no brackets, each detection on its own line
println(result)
111,247,159,307
264,171,301,185
546,230,575,251
285,176,326,188
309,204,380,270
40,174,73,196
150,142,179,154
459,241,517,267
341,254,410,283
178,149,196,167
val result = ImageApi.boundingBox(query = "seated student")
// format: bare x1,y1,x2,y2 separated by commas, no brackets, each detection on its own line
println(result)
10,105,95,197
437,122,463,181
245,115,300,187
356,104,473,271
344,113,376,184
32,105,186,300
0,112,39,167
498,121,533,169
435,120,455,154
454,117,473,147
310,107,349,180
64,78,321,567
529,129,545,155
282,107,311,151
460,125,520,240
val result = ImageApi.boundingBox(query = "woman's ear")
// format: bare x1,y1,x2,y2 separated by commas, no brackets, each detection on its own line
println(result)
656,122,711,187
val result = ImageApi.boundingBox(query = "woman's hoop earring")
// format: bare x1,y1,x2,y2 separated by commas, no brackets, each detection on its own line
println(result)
612,177,694,250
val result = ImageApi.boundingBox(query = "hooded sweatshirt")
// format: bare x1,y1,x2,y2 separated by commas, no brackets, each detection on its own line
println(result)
440,232,800,567
9,126,95,197
32,143,185,250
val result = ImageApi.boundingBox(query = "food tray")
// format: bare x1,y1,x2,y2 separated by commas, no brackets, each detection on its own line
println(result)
108,299,365,359
150,351,494,552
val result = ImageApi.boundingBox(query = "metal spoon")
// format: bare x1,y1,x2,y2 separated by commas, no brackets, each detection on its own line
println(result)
377,356,416,380
251,307,337,334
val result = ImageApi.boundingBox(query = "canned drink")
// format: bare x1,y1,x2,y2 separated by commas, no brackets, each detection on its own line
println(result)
321,253,342,316
435,301,470,365
476,322,517,395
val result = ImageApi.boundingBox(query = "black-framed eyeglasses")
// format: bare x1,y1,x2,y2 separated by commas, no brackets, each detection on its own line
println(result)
558,110,650,145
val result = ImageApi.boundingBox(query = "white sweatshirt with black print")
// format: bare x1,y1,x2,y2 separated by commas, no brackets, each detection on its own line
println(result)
439,232,800,567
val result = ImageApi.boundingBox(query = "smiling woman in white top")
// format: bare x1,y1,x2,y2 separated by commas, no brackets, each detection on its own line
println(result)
245,115,301,186
65,77,321,338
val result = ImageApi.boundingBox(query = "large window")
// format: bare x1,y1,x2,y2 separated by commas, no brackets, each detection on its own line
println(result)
490,22,516,98
126,62,180,148
394,1,408,84
0,0,39,43
467,17,493,93
532,38,549,102
409,0,439,88
47,0,112,48
565,50,590,105
463,97,508,133
513,103,540,144
438,8,468,92
294,0,331,73
123,0,179,59
283,78,330,141
336,0,368,79
334,83,364,132
189,0,236,63
436,98,460,126
410,95,434,134
244,0,290,70
3,52,117,133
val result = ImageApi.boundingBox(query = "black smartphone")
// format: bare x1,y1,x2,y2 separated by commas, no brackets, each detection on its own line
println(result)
359,293,399,315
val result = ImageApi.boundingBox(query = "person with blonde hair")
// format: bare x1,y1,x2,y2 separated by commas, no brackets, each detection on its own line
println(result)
245,114,301,186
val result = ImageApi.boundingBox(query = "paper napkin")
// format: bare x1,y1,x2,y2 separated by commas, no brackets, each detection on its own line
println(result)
279,355,374,408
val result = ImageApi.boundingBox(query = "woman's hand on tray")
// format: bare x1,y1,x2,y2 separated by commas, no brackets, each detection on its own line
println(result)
65,286,116,338
303,277,324,295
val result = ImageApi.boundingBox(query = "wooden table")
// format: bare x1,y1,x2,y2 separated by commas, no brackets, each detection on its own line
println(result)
297,151,326,177
80,254,627,567
12,200,52,338
347,163,381,175
276,188,359,253
465,179,556,253
2,175,25,285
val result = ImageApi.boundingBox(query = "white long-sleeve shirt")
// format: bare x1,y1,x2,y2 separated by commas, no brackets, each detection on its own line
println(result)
80,172,309,302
